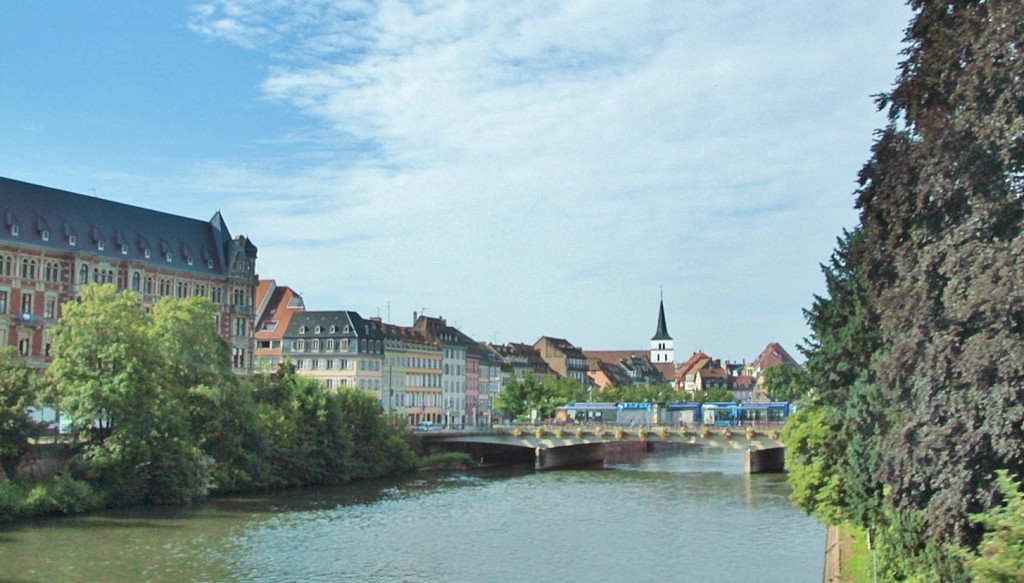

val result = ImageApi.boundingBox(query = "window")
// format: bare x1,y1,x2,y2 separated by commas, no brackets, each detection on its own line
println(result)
165,252,172,262
144,248,151,259
20,259,36,280
0,256,10,276
315,325,322,334
131,272,141,291
294,359,304,370
44,298,56,319
299,325,306,334
97,241,105,251
234,317,246,336
325,360,333,370
0,290,7,313
177,281,189,298
121,244,128,255
206,259,213,269
326,339,335,351
311,359,319,370
326,379,334,389
211,287,222,303
69,235,76,246
159,279,171,296
294,339,305,351
311,339,321,351
18,338,29,356
329,325,337,333
41,231,49,242
78,264,89,283
187,256,193,266
20,293,32,315
44,262,59,283
10,225,18,237
144,277,154,294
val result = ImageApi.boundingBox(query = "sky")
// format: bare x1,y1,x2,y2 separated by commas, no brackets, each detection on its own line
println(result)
0,1,913,363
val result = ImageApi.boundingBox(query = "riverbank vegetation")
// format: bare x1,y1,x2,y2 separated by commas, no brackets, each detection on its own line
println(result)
783,2,1024,580
0,284,417,522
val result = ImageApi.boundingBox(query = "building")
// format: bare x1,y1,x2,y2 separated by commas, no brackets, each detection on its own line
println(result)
413,314,477,428
0,177,258,373
383,323,442,425
584,350,666,390
253,279,305,372
534,336,589,385
281,311,385,397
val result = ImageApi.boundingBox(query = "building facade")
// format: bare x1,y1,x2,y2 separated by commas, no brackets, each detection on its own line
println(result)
282,311,385,395
0,177,258,373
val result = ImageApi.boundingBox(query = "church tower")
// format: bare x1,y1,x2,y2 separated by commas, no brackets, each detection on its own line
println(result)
650,295,674,366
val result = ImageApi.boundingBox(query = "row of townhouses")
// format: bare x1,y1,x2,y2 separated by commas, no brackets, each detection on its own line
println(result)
0,177,799,428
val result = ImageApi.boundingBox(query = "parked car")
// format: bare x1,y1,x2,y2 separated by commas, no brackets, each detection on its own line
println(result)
414,421,440,432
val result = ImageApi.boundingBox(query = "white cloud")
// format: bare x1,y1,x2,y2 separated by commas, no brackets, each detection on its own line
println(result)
186,0,911,359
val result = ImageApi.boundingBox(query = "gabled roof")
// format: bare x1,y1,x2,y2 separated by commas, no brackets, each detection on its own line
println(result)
676,352,712,381
254,280,304,342
0,177,245,275
752,342,801,373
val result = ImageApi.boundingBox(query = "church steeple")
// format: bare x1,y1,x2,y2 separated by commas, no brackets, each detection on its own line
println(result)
652,298,671,341
650,294,675,366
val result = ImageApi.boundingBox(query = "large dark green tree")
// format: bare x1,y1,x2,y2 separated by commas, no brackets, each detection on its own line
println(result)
854,0,1024,547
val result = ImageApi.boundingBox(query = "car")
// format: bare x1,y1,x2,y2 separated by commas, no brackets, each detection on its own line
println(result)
414,421,440,432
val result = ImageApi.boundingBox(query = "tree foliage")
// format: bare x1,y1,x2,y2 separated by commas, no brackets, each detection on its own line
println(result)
494,375,585,420
786,1,1024,577
0,347,39,478
965,471,1024,582
33,283,415,511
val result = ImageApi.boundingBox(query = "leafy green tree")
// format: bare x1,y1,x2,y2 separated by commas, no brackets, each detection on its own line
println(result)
47,284,160,440
965,470,1024,582
692,387,734,403
150,297,235,391
760,364,809,403
782,406,848,525
495,375,586,421
0,347,39,478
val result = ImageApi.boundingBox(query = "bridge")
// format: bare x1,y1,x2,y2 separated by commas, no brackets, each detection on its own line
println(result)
419,425,786,473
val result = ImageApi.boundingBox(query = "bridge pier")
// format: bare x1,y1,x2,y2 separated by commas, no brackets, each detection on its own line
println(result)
534,443,606,470
745,446,785,474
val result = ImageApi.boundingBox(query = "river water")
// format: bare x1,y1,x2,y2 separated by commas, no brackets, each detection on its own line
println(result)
0,447,822,582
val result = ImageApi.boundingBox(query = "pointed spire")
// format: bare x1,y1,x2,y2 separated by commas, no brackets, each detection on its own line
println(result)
652,297,672,341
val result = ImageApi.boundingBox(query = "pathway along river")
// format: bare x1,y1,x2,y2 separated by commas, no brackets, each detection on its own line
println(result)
0,447,822,582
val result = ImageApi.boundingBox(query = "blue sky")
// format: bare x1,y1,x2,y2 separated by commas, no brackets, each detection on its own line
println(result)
0,1,912,363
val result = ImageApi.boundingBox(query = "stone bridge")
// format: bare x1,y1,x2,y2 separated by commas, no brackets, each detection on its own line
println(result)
420,425,786,473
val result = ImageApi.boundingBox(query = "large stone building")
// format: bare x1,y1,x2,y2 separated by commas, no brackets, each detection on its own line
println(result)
0,177,258,373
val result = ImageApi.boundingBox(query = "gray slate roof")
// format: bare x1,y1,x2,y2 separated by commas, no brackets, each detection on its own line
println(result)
0,176,241,276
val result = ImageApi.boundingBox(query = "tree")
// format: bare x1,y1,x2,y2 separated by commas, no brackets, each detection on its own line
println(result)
494,375,585,421
966,470,1024,582
854,0,1024,546
760,364,808,403
0,347,39,478
47,284,160,440
150,296,234,391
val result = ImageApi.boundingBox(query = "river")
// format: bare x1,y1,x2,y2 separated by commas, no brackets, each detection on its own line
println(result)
0,447,822,582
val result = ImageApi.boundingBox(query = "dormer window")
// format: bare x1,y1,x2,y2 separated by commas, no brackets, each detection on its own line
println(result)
97,241,104,251
165,252,172,262
10,225,18,237
299,325,306,334
121,244,128,255
330,325,337,333
41,231,49,242
69,235,77,246
206,259,214,269
144,249,151,259
315,325,322,334
187,256,194,266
